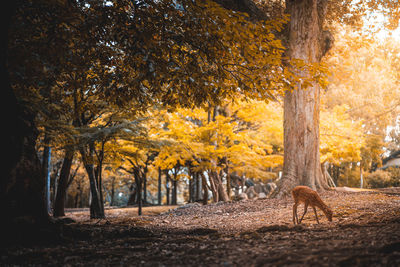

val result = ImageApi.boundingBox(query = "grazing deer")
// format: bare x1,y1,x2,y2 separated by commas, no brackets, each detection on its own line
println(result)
292,186,333,224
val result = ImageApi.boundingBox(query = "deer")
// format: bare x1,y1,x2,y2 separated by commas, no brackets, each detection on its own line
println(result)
292,186,333,224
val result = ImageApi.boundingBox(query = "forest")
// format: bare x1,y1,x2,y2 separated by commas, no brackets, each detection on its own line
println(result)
1,0,400,266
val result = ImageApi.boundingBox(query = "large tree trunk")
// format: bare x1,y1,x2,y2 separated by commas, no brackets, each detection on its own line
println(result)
275,0,332,197
53,148,74,217
1,2,51,238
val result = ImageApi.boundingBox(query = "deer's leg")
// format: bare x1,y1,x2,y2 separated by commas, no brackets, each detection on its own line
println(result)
299,202,309,224
293,203,298,225
312,206,319,224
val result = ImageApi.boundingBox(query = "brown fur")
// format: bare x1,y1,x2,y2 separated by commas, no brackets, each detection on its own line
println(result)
292,186,333,224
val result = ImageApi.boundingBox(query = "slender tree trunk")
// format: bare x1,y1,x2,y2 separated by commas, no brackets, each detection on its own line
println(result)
53,148,74,217
42,132,52,213
217,171,229,202
127,183,136,205
143,168,147,204
196,172,201,201
172,179,177,205
209,171,229,202
79,186,84,208
110,177,115,206
80,146,104,219
225,167,231,199
275,0,332,197
172,169,178,205
189,176,193,203
95,141,105,212
200,172,208,205
158,168,162,205
134,168,142,216
208,171,219,202
166,171,170,205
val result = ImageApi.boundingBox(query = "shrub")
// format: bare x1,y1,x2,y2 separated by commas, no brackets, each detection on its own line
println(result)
365,170,392,188
385,167,400,187
337,169,362,187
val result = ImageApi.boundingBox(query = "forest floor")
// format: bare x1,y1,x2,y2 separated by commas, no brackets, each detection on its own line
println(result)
2,188,400,266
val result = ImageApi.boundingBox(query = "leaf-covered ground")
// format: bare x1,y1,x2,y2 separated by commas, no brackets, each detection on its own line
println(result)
2,188,400,266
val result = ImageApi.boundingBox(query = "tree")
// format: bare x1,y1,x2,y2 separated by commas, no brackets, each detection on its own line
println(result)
152,99,283,202
273,0,333,197
2,0,65,233
323,27,400,173
53,148,75,217
274,0,400,196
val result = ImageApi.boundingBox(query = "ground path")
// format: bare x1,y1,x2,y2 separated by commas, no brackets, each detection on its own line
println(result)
2,189,400,266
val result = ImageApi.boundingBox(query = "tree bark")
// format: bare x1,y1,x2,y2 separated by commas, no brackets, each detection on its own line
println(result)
1,2,50,232
143,166,147,204
225,166,231,199
189,175,193,203
275,0,331,197
158,168,162,205
209,171,229,202
200,172,209,205
208,171,218,202
96,162,105,213
110,176,116,206
127,183,137,205
196,172,201,201
53,148,74,217
80,146,104,219
172,169,178,205
166,170,171,205
42,132,52,213
134,168,142,216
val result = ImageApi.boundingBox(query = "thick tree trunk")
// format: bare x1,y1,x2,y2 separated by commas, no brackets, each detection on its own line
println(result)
53,148,74,217
1,2,51,235
275,0,331,197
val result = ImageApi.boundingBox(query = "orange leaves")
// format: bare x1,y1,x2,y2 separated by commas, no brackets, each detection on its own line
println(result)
320,105,364,164
149,99,283,178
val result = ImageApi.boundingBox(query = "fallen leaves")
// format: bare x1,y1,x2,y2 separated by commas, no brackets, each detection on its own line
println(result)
2,189,400,266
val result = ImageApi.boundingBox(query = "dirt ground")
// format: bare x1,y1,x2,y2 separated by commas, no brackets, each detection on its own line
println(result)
2,188,400,266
